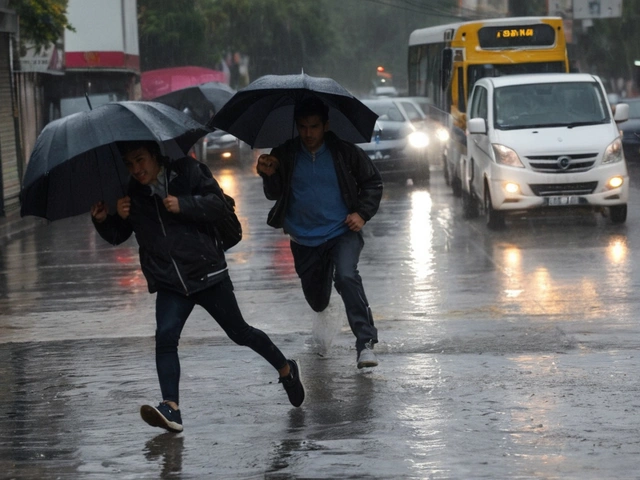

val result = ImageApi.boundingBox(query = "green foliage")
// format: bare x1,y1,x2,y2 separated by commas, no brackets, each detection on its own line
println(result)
575,0,640,86
508,0,546,16
318,0,457,94
136,0,640,95
199,0,333,76
9,0,73,53
198,0,457,94
137,0,209,70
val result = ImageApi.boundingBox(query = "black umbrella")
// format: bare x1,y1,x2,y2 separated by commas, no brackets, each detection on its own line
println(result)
20,101,209,221
208,73,378,148
153,81,236,124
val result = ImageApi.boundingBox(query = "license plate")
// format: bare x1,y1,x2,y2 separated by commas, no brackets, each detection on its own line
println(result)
545,196,581,206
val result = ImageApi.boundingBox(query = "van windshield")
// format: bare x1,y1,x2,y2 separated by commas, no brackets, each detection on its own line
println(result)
494,81,610,130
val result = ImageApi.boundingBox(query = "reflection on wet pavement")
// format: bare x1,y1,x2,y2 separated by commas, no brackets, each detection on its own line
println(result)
3,164,640,477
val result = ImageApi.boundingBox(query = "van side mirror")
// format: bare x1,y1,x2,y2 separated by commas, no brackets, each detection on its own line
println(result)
613,103,629,123
468,117,487,134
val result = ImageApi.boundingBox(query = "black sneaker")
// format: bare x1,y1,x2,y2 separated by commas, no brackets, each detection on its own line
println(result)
279,359,305,407
140,403,183,433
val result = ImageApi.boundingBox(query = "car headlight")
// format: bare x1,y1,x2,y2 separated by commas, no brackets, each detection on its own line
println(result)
408,131,429,148
435,127,450,142
492,144,524,168
602,137,624,164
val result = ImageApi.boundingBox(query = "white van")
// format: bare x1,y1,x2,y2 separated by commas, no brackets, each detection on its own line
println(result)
462,73,630,229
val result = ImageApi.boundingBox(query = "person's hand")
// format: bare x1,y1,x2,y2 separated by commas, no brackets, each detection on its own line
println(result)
257,154,280,176
91,201,108,223
345,212,365,232
163,194,180,213
116,196,131,220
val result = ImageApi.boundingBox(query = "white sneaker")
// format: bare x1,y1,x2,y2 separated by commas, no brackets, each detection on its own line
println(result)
357,343,379,369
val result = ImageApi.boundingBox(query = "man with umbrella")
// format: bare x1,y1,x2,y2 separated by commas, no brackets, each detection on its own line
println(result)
256,97,383,368
90,140,305,433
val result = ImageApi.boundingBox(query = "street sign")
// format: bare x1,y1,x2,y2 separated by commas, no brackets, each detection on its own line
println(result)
573,0,622,19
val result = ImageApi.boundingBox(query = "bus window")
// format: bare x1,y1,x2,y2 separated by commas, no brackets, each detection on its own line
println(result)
441,48,452,92
468,64,496,92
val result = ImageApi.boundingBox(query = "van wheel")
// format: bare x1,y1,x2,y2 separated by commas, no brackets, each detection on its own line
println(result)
610,204,627,224
462,188,479,218
484,187,505,230
451,174,462,197
443,158,451,186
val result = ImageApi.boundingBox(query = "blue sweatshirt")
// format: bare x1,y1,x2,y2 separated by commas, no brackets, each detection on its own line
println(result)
283,142,349,246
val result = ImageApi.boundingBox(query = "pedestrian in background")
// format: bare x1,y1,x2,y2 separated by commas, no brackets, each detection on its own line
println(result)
91,140,304,433
256,97,383,368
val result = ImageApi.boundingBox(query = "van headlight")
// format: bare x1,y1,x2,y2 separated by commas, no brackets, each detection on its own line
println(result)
607,176,624,189
492,144,524,168
602,138,624,164
408,131,429,148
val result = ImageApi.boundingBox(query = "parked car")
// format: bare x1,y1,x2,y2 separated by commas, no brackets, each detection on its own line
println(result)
619,97,640,164
358,97,431,185
463,73,630,229
203,129,241,163
371,85,399,97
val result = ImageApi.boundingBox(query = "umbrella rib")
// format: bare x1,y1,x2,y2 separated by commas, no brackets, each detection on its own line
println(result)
108,143,128,197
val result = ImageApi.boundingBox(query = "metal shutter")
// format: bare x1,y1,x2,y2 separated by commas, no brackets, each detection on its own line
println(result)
0,32,19,214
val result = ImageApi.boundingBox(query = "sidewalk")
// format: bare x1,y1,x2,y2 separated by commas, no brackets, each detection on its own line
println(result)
0,206,45,245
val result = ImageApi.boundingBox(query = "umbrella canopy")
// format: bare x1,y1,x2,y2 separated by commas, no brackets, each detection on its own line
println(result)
141,66,227,100
153,81,236,124
209,73,378,148
20,101,209,221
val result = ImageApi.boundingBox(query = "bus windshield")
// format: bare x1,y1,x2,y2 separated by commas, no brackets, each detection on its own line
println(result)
494,81,610,130
467,61,566,98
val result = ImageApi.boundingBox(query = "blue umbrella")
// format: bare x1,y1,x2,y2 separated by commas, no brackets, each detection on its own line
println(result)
20,101,209,221
209,73,378,148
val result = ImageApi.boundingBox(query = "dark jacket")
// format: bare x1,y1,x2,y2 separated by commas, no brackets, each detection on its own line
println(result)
93,156,231,295
261,131,383,228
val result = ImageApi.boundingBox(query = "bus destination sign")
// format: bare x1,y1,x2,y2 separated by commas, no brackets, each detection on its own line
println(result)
478,24,556,48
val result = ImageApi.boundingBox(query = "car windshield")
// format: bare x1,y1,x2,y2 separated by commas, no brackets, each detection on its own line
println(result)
627,99,640,118
494,81,610,130
363,102,405,122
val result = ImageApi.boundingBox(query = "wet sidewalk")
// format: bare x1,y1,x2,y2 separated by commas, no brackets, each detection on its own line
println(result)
0,207,44,246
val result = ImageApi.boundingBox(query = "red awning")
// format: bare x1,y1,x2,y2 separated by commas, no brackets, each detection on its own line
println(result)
141,66,228,100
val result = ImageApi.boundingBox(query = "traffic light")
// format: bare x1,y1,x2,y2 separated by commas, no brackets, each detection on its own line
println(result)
376,66,392,80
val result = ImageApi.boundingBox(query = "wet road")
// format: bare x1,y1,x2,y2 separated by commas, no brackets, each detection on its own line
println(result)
2,154,640,479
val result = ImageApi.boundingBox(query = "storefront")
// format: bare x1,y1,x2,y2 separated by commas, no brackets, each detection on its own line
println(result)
0,5,20,216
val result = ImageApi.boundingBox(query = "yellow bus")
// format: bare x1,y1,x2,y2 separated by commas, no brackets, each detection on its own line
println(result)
408,17,570,195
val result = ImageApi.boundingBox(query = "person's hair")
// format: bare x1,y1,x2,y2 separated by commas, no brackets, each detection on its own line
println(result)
294,97,329,124
117,140,161,159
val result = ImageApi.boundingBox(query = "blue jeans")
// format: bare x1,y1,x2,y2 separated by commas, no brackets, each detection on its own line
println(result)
154,276,288,405
290,230,378,351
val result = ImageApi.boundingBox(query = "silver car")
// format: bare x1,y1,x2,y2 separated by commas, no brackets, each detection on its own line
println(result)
358,97,431,185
